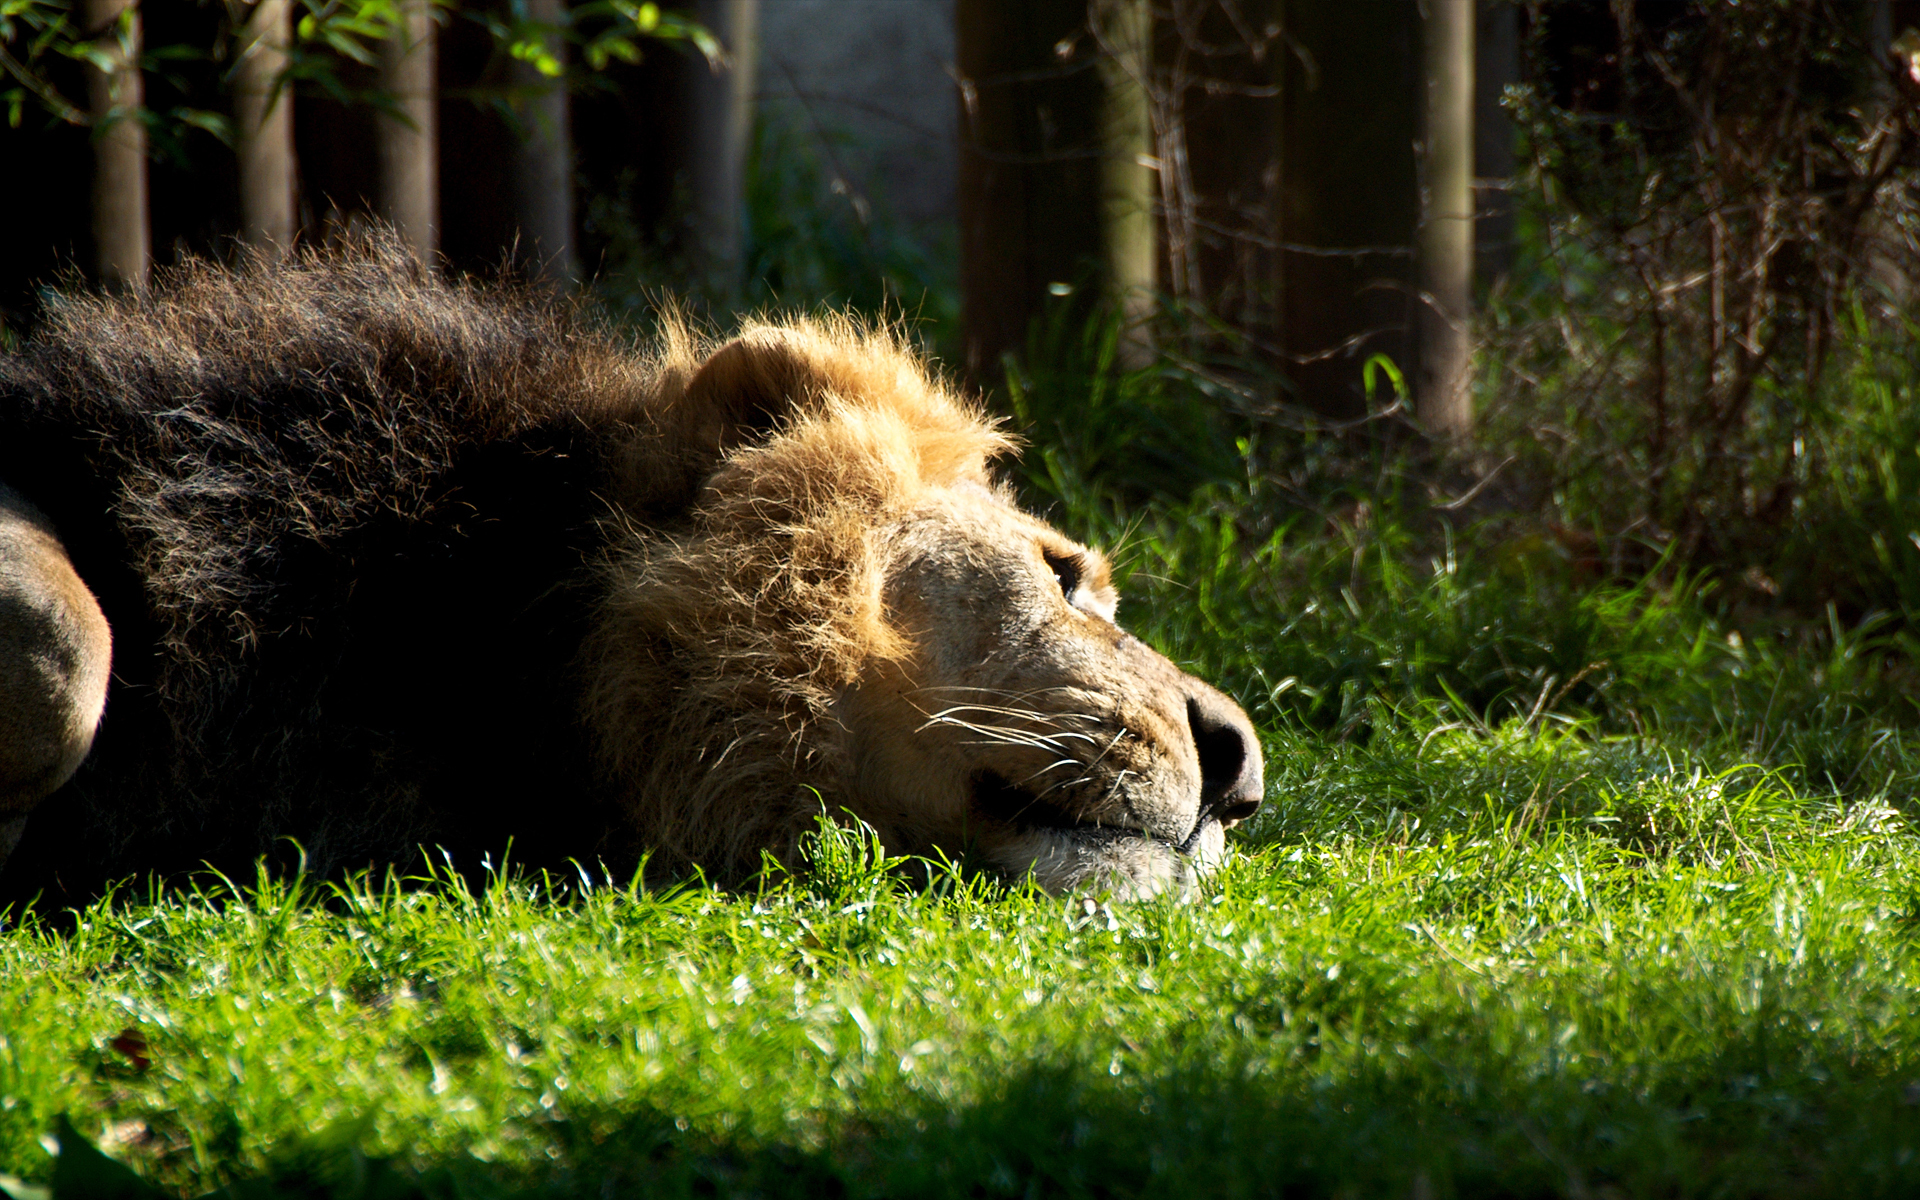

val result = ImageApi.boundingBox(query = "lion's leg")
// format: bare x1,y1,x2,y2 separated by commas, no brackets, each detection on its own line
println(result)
0,482,112,872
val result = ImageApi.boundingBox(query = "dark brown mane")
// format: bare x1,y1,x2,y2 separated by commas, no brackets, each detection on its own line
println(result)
0,236,670,898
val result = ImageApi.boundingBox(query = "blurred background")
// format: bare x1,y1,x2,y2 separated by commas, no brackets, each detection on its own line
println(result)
8,0,1920,751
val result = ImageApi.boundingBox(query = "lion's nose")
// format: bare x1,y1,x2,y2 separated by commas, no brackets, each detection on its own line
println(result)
1187,691,1264,823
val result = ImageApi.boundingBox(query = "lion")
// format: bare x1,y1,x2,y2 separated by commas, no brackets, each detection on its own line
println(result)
0,236,1262,905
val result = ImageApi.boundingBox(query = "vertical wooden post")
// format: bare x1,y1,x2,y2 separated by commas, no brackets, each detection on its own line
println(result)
84,0,149,291
1417,0,1475,438
685,0,759,301
1093,0,1156,365
508,0,575,284
957,0,1159,380
235,0,295,258
377,0,438,258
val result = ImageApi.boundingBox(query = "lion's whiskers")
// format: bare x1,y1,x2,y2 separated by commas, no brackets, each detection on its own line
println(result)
915,684,1098,704
903,691,1150,820
1029,772,1095,802
1085,728,1128,770
913,703,1106,760
927,716,1072,753
1015,758,1084,788
1092,769,1136,811
919,701,1100,730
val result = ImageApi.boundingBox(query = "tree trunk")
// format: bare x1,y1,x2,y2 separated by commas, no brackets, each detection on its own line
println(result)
507,0,575,284
1474,0,1518,290
1160,0,1282,336
957,0,1158,379
1417,0,1474,438
377,0,438,258
1094,0,1156,364
1276,0,1420,418
683,0,759,302
84,0,149,292
234,0,295,258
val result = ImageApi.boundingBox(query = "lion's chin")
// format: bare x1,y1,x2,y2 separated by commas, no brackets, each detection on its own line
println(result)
961,768,1224,899
988,823,1223,900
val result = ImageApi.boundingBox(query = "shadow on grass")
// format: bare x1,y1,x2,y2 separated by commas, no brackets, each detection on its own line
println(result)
16,1051,1920,1200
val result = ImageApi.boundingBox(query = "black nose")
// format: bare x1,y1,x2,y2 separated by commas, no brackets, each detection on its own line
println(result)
1187,692,1264,823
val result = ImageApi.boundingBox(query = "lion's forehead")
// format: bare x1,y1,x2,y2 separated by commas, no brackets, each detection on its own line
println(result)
912,483,1109,564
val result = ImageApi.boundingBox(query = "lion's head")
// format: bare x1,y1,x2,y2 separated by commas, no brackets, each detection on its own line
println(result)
587,317,1263,898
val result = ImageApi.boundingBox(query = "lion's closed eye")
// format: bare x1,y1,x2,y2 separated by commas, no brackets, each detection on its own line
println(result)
1043,547,1084,599
1040,545,1118,622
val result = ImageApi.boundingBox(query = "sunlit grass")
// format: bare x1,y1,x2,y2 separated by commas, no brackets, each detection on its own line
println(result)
8,338,1920,1198
2,771,1917,1199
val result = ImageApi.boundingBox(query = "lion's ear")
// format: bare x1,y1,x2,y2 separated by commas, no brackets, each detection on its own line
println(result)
680,327,833,454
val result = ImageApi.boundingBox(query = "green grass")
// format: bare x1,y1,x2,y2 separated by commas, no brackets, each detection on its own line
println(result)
5,510,1920,1197
2,763,1917,1199
8,313,1920,1198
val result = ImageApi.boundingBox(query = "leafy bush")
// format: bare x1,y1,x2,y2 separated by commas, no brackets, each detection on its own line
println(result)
996,296,1920,819
1488,0,1920,597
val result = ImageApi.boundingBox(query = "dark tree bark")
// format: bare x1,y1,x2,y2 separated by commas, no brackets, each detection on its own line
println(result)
1474,0,1518,290
1417,0,1474,437
1275,0,1421,418
1157,0,1282,336
84,0,150,291
234,0,295,258
956,0,1157,379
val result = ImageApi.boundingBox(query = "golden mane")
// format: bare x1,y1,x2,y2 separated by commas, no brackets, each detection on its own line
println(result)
584,314,1018,877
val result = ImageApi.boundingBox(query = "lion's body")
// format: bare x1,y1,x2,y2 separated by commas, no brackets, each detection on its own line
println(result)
0,240,1262,905
0,249,651,900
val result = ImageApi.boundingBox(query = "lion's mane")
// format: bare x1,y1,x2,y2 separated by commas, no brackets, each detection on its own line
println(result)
0,236,1008,899
583,321,1014,880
